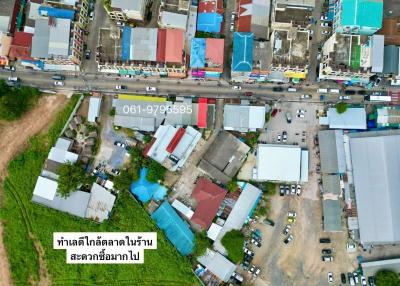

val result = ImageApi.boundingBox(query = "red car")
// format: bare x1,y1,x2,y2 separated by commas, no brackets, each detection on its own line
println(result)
271,109,278,117
245,92,253,97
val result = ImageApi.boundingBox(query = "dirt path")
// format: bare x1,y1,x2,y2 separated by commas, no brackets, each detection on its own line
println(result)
0,94,68,286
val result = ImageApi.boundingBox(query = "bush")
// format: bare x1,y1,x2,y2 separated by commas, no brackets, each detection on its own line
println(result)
57,162,85,198
0,80,41,120
244,132,260,147
109,108,116,116
192,232,212,258
221,230,245,263
226,180,238,192
335,102,348,114
146,160,166,183
376,270,400,286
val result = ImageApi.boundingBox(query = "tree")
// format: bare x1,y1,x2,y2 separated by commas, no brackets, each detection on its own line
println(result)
146,160,166,183
0,82,41,120
376,270,400,286
226,180,238,192
57,162,85,198
335,102,348,114
143,134,152,144
113,166,139,191
109,108,116,116
192,231,212,258
221,230,245,263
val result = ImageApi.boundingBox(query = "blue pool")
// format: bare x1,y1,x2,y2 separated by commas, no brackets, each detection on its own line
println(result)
130,168,167,203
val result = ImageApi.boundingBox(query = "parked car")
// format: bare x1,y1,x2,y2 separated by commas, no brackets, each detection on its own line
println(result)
52,74,65,80
341,273,346,284
322,30,331,35
283,234,293,244
272,86,284,92
279,186,285,196
374,77,382,86
296,185,301,196
124,74,132,78
249,266,261,278
114,141,126,148
287,211,297,217
251,238,261,247
348,273,355,286
89,11,94,20
231,272,244,284
8,76,19,82
264,219,275,226
277,134,281,142
357,89,367,95
54,81,64,86
111,169,120,175
244,254,253,263
244,248,255,257
285,186,290,195
321,22,329,27
233,85,241,90
320,238,331,243
244,91,253,97
285,112,292,123
345,89,356,95
231,12,236,21
322,255,333,262
287,217,296,223
115,85,127,90
353,273,359,284
116,21,125,27
241,260,250,270
361,276,367,286
282,131,287,142
322,248,332,254
146,86,157,92
85,49,91,59
290,185,296,195
327,272,333,284
300,94,311,99
230,23,235,32
297,113,305,118
282,224,291,235
320,15,328,21
339,95,351,100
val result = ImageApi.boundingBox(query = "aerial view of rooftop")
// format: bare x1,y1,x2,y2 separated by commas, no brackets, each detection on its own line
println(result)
1,0,400,285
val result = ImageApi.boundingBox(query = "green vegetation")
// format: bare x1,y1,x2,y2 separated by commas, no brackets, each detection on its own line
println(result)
335,102,348,114
376,270,400,286
0,79,41,120
192,232,212,258
143,134,152,144
109,108,115,116
251,181,276,218
146,160,166,183
226,180,238,192
57,162,86,198
221,230,245,263
113,166,139,191
244,132,260,147
0,95,197,286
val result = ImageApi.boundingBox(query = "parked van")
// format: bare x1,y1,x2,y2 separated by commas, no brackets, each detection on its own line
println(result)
52,74,65,80
287,87,297,92
317,88,328,93
329,88,340,94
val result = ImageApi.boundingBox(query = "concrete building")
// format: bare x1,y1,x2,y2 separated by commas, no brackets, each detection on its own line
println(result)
318,130,346,174
236,0,271,40
333,0,383,35
189,38,224,79
345,130,400,245
376,106,400,128
319,33,379,82
231,32,254,82
145,125,201,171
158,0,190,30
88,96,102,123
223,104,266,132
98,27,186,77
197,249,236,283
106,0,150,22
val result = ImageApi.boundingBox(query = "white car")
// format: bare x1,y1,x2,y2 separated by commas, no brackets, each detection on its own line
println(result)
300,94,311,99
287,211,297,217
282,131,287,142
308,29,314,35
328,272,333,284
232,85,241,90
124,74,132,78
297,113,305,118
297,109,305,114
277,134,281,142
361,276,367,286
290,185,296,195
353,273,359,284
321,15,329,21
115,85,127,90
321,22,329,27
54,81,64,86
283,234,293,244
230,23,235,32
89,11,94,21
296,185,301,196
231,13,236,21
146,86,157,92
116,21,125,27
8,76,19,82
322,30,331,35
339,95,351,100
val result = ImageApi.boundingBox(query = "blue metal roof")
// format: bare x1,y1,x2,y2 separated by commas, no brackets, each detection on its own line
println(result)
151,201,194,256
197,13,223,33
38,6,75,20
340,0,383,29
121,26,131,61
190,38,206,68
232,32,253,72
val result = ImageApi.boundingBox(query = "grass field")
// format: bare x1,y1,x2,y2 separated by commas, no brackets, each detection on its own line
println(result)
0,95,198,286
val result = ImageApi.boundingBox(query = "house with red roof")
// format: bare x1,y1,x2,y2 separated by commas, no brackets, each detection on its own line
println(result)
9,32,33,60
191,177,227,230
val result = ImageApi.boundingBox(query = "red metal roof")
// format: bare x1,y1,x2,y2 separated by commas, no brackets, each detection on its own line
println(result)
143,137,157,157
198,98,207,128
156,29,166,62
205,38,224,66
236,0,252,32
12,32,32,47
9,32,33,60
165,29,184,63
191,177,227,229
166,127,185,153
198,0,224,14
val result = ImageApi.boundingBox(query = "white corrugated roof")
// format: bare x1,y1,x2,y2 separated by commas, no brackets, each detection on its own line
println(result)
160,11,187,30
371,35,384,73
197,249,236,282
207,223,222,241
85,183,116,223
33,176,58,201
327,108,366,130
147,125,178,163
88,97,102,123
48,147,78,164
171,199,194,219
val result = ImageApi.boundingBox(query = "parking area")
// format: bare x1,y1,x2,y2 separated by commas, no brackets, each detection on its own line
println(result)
238,101,359,285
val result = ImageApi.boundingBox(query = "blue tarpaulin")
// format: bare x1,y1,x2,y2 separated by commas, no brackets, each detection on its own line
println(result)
151,202,195,256
130,168,167,203
190,38,206,68
121,26,131,61
197,13,223,33
38,6,75,20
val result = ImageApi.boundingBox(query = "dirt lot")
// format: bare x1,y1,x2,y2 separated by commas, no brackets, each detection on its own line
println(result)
0,94,68,286
238,102,357,286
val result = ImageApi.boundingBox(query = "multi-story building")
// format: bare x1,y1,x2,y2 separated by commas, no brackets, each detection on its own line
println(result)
97,27,186,78
333,0,383,36
105,0,150,22
158,0,190,30
319,32,382,82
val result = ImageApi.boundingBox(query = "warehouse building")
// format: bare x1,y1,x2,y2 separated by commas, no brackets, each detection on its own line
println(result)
319,108,367,130
223,104,266,132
